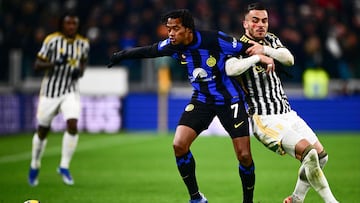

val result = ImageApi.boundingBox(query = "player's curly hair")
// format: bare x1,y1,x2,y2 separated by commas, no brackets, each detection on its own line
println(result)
161,9,195,31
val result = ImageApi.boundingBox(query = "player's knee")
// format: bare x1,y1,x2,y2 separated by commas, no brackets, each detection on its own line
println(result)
66,120,78,135
318,150,328,169
173,142,189,157
237,152,253,166
37,125,50,139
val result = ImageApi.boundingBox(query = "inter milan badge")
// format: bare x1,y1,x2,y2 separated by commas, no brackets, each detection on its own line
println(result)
185,104,194,112
206,55,216,67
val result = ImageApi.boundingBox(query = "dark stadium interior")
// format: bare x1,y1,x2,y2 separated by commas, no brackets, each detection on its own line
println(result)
1,0,359,86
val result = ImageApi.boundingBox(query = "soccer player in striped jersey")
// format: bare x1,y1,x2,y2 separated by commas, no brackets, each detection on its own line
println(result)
225,3,339,203
108,9,262,203
28,11,90,186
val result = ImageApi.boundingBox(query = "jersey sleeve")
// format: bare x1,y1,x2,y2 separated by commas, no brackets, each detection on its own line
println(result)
81,38,90,62
217,31,251,56
118,41,172,59
37,35,54,61
265,32,285,49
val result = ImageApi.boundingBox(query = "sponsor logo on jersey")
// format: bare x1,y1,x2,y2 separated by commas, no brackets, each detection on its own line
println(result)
159,39,168,48
232,37,238,48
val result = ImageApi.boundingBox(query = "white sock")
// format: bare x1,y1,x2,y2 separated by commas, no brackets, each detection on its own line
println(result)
292,154,329,201
30,133,47,169
60,131,79,169
300,149,338,203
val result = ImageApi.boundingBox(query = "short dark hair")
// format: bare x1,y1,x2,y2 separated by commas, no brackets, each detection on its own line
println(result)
161,9,195,31
245,2,267,14
58,10,79,32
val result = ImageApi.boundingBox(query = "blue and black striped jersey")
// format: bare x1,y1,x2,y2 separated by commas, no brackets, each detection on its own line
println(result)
118,30,250,105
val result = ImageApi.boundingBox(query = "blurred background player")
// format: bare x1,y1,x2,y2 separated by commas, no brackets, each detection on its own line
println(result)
28,11,90,186
225,3,339,203
108,9,259,203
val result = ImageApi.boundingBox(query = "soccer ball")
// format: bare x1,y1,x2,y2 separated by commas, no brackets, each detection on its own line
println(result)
24,200,40,203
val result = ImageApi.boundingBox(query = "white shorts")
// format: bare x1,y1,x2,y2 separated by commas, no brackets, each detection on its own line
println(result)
251,110,318,158
36,92,81,127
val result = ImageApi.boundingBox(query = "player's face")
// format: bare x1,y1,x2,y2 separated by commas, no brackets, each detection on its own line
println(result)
243,10,268,40
62,16,79,38
166,18,192,45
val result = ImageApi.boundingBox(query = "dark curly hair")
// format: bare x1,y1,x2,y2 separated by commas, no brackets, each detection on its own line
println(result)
161,9,195,31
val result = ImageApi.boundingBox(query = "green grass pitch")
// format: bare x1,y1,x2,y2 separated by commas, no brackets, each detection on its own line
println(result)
0,132,359,203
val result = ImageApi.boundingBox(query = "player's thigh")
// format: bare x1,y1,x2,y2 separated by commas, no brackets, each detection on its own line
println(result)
216,101,249,138
289,111,318,145
252,114,303,157
173,125,198,156
36,96,61,126
60,92,81,121
178,100,215,135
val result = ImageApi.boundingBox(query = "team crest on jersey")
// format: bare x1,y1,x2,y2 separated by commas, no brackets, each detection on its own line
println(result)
185,104,194,112
206,56,216,67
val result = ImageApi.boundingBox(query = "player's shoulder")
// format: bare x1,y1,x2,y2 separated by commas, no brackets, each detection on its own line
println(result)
75,34,89,43
158,38,171,50
265,32,280,41
239,35,251,43
196,30,227,41
43,32,62,44
265,32,285,47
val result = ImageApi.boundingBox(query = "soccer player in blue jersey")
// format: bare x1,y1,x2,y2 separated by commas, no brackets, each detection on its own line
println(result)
108,9,266,203
225,3,339,203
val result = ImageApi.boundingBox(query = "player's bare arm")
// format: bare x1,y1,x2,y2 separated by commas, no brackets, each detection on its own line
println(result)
34,58,56,71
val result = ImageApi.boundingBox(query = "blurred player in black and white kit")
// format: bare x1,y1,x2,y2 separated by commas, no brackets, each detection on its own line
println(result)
28,11,90,186
225,3,339,203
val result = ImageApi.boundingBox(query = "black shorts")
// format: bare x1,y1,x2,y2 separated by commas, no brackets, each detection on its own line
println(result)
178,100,249,138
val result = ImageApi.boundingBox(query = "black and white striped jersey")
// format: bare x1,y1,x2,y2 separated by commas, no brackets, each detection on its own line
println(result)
37,32,89,98
237,33,291,115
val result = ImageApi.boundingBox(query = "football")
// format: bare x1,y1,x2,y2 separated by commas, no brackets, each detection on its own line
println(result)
24,200,40,203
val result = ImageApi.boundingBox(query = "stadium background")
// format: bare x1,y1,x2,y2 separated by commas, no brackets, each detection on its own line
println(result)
0,0,360,135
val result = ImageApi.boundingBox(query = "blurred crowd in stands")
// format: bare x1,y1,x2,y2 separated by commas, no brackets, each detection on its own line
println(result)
1,0,360,86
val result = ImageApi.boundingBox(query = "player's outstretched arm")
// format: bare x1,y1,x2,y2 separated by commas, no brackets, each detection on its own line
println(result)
107,43,162,68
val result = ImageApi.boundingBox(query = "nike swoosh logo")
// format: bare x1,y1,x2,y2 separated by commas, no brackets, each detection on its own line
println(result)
234,121,244,128
181,61,188,65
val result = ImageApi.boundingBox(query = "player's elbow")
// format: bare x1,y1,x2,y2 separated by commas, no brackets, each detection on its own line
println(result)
279,48,294,66
284,55,294,66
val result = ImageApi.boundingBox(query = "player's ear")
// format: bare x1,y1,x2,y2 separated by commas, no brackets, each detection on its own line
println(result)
243,20,248,29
